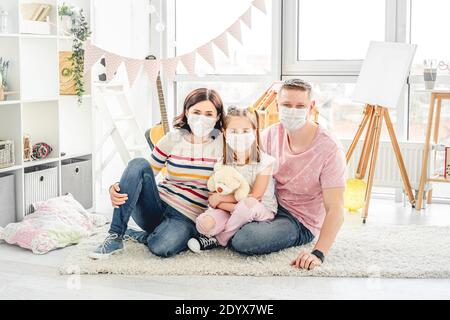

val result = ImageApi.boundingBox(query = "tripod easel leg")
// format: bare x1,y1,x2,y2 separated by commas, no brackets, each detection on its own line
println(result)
426,99,442,205
384,110,415,206
346,105,373,162
427,189,433,204
417,93,437,210
357,106,376,179
362,107,384,223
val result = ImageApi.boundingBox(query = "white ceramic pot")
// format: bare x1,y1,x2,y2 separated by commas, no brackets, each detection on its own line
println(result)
59,16,72,36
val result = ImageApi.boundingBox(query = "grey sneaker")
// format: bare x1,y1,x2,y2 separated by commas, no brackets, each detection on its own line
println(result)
188,235,220,253
124,228,149,245
89,233,124,260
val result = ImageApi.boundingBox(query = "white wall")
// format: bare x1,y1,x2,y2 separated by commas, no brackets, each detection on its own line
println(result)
92,0,152,192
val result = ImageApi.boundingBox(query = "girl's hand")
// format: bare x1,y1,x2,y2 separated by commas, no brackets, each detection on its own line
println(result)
109,183,128,208
208,192,223,209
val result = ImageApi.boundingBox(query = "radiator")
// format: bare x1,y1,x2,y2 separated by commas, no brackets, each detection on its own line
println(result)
341,139,431,190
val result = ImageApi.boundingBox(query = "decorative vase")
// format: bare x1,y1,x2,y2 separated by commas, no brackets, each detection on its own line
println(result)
59,15,72,36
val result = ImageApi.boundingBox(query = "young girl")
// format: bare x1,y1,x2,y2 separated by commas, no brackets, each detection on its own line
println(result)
187,105,278,252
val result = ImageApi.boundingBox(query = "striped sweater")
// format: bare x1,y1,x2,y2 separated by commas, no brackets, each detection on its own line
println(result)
149,130,223,221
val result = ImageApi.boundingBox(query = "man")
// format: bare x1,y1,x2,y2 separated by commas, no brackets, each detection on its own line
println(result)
231,79,346,271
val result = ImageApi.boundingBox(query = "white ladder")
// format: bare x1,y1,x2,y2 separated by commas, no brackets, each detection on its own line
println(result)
92,82,151,174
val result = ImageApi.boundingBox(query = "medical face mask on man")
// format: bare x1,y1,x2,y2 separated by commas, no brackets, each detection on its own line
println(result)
226,131,256,153
187,114,217,138
279,106,309,132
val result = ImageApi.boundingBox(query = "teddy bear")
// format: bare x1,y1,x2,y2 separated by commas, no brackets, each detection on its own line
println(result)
207,163,250,201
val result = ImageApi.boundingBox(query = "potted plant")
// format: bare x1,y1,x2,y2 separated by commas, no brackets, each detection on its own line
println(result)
0,57,9,101
58,3,91,105
58,3,72,36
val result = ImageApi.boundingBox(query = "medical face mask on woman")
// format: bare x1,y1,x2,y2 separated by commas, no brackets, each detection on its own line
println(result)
226,131,256,153
279,106,308,132
187,114,217,138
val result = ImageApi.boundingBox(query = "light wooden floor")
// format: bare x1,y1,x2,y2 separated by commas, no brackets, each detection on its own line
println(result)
1,196,450,300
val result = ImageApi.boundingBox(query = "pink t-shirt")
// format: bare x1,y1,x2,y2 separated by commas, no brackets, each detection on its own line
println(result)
261,123,346,236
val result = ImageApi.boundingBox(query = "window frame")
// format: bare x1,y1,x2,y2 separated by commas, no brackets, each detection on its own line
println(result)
282,0,401,76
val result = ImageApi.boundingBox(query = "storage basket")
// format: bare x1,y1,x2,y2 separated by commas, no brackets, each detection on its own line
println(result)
24,165,58,215
0,140,15,169
61,158,93,209
0,174,16,227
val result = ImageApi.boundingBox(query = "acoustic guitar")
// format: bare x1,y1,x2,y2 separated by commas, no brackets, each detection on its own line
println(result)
144,55,170,150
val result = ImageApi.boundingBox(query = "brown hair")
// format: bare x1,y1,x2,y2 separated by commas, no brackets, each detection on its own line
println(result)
223,105,261,164
279,79,312,97
173,88,225,136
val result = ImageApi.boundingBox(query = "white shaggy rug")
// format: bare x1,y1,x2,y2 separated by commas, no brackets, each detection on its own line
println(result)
60,224,450,278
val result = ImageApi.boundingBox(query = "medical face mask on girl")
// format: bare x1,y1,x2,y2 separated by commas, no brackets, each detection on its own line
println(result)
279,106,309,132
187,114,217,138
226,131,256,153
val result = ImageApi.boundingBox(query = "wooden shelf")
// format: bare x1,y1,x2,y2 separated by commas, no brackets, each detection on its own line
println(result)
60,153,92,161
0,0,94,223
23,158,60,168
21,97,59,103
0,165,22,174
0,100,21,106
0,33,59,39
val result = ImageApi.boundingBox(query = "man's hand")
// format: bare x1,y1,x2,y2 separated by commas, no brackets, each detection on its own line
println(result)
109,183,128,209
208,192,224,209
291,250,322,270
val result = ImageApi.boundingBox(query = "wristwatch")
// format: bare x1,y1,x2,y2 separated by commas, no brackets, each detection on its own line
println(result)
311,249,325,263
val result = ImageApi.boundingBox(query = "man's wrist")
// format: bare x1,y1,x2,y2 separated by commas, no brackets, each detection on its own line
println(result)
311,249,325,263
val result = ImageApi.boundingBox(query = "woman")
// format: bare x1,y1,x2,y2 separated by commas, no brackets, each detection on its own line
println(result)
89,88,225,259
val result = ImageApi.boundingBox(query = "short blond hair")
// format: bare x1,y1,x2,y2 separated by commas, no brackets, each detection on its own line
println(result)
279,79,312,97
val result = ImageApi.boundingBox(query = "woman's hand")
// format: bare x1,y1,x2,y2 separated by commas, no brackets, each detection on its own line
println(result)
208,192,223,209
290,250,322,271
109,183,128,208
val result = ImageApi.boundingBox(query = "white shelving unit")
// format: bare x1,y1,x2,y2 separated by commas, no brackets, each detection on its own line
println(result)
0,0,94,222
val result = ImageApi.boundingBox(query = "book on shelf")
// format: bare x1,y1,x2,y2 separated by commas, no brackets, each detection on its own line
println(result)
21,3,41,20
20,3,52,22
37,5,52,22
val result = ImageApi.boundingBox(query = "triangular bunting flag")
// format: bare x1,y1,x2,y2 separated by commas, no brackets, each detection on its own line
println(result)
105,52,123,81
143,59,161,83
83,41,104,75
124,58,143,86
197,42,216,69
227,21,243,44
180,52,196,74
213,33,230,58
240,8,252,29
161,57,179,82
252,0,266,14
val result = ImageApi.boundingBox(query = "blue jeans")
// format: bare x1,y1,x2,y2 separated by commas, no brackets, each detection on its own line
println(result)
109,158,198,257
230,206,314,255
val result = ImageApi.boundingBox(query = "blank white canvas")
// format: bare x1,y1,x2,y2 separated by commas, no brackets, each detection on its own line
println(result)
353,41,417,108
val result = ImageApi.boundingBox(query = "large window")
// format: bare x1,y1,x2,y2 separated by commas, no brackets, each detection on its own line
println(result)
174,0,273,75
170,0,277,120
283,0,392,75
282,0,450,200
410,0,450,74
167,0,450,200
297,0,385,61
408,0,450,147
